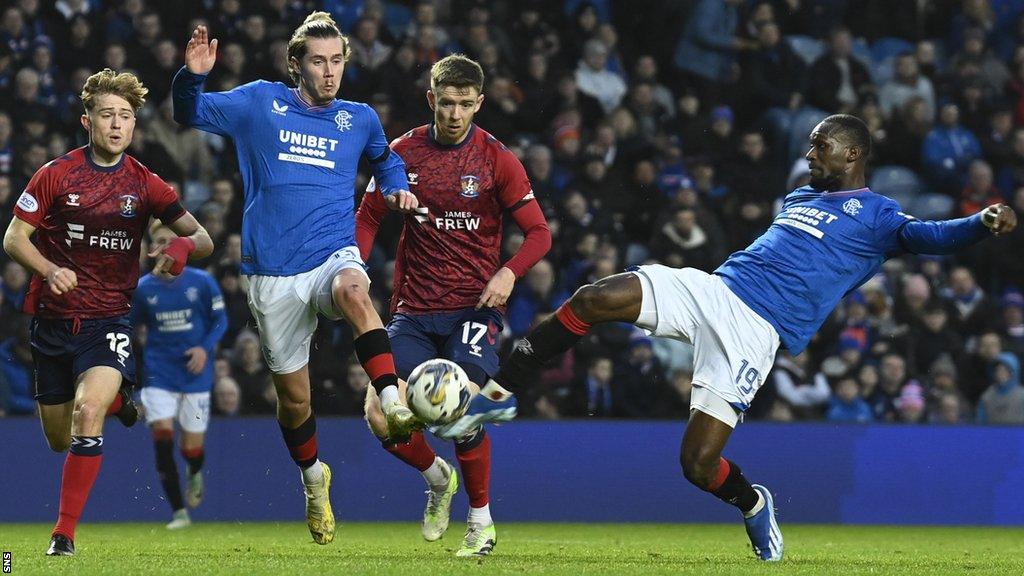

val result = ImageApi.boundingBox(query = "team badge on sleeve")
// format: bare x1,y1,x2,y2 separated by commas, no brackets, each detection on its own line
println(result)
17,191,38,212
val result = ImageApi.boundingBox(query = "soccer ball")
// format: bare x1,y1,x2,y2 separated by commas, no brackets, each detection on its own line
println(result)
405,359,473,425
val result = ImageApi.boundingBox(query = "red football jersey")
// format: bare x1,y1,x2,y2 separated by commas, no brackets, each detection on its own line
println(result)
13,147,184,319
359,125,534,314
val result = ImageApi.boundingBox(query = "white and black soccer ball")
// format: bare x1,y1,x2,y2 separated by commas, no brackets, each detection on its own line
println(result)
405,359,473,425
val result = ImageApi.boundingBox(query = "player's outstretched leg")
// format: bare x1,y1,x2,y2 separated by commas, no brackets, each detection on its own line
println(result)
274,369,334,545
48,367,122,556
454,427,495,557
682,410,782,561
151,425,189,529
436,274,643,438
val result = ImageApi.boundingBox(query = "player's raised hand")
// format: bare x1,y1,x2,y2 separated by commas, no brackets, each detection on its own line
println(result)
385,190,420,214
477,266,516,309
185,25,218,74
46,267,77,295
184,347,208,374
981,204,1017,235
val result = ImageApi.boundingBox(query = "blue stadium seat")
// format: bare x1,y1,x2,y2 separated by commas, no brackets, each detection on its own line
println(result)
910,193,956,220
869,165,924,208
871,37,915,64
786,35,825,66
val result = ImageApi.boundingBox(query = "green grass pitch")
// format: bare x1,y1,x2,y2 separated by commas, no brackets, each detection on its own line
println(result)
2,522,1024,575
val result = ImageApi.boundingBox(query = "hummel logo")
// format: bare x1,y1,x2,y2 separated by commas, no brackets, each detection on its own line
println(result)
67,193,80,206
515,338,534,355
147,295,158,305
408,172,419,185
272,99,288,116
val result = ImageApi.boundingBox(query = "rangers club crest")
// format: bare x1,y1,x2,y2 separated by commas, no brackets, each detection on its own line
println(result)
460,175,480,198
335,110,352,132
186,287,199,302
119,194,139,218
842,198,863,216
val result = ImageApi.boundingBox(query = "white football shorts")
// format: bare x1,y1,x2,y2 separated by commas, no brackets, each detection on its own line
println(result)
631,265,780,427
140,387,211,434
245,246,368,374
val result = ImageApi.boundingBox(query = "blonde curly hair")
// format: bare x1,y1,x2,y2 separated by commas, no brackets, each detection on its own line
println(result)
80,68,148,112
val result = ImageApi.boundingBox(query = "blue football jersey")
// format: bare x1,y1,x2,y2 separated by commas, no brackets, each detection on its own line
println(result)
172,68,407,276
132,268,228,393
716,186,988,354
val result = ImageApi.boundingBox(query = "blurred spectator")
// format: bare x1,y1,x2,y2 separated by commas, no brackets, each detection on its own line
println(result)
231,331,275,415
672,0,748,105
584,356,616,417
998,290,1024,360
895,381,927,423
911,301,964,376
932,392,965,424
958,159,1003,217
614,332,665,417
772,351,831,419
942,266,997,336
807,26,873,114
879,52,935,120
827,376,874,423
962,332,1004,404
868,353,908,422
922,103,983,194
506,259,569,337
977,352,1024,424
650,208,716,272
0,316,34,415
212,376,241,416
575,39,627,115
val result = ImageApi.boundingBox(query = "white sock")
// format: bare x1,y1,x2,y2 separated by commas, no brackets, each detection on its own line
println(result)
422,457,448,489
301,459,324,485
468,504,492,526
380,384,400,407
743,491,765,519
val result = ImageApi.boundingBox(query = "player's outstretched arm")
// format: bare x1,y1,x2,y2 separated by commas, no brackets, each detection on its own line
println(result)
2,217,76,295
898,203,1017,255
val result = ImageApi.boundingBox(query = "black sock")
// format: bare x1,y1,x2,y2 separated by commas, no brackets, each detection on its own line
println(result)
280,414,318,468
181,448,205,476
353,329,399,395
710,458,759,513
154,439,185,512
494,307,586,389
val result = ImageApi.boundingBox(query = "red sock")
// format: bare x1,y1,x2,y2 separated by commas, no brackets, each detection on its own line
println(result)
384,430,436,471
105,393,123,416
52,445,103,539
456,432,491,508
707,457,731,492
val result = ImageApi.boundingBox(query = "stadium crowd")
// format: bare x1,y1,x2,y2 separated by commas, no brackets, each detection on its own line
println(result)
0,0,1023,425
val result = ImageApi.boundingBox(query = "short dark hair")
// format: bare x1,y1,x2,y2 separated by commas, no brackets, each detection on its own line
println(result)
430,54,484,94
821,113,871,159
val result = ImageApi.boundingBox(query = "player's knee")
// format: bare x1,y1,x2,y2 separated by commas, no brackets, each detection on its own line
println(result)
72,400,105,428
277,394,309,417
680,445,718,490
333,282,372,317
571,284,606,319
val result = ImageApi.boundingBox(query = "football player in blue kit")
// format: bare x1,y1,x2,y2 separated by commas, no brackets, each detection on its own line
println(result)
465,114,1017,561
172,12,419,544
132,223,228,530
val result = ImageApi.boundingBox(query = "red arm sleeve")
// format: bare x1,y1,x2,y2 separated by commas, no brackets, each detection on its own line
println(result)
494,144,551,277
14,163,59,227
504,199,551,278
146,170,185,224
355,178,391,262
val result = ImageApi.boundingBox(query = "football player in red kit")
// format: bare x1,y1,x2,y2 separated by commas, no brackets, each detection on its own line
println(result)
3,69,213,556
357,55,551,557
